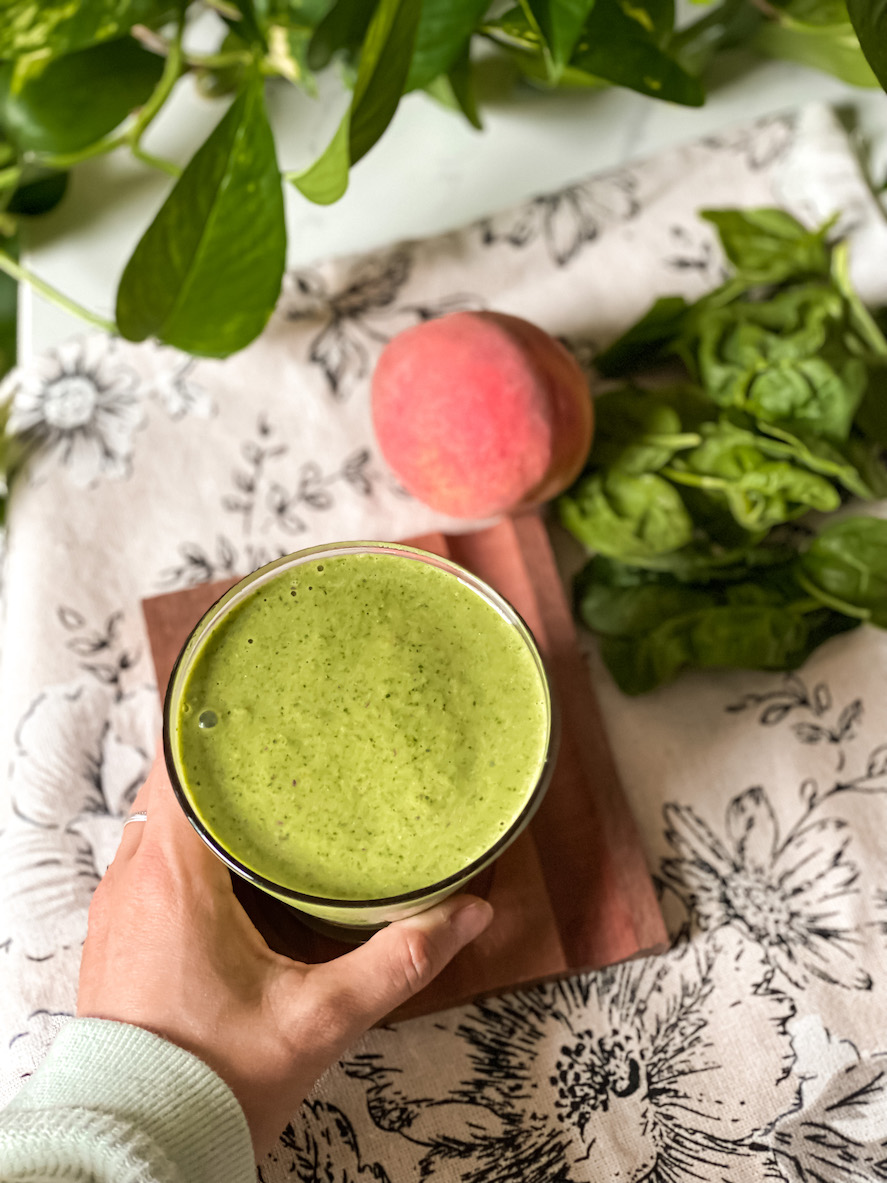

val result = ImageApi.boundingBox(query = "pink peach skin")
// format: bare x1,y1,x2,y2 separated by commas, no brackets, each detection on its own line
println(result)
371,311,593,519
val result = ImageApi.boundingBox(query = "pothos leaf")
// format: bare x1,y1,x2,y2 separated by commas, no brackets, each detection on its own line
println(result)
847,0,887,90
292,0,420,202
0,0,173,58
571,0,703,105
289,109,350,203
116,74,286,357
0,38,165,156
307,0,376,70
523,0,597,73
755,4,878,89
7,170,68,216
446,41,483,129
349,0,421,164
405,0,488,92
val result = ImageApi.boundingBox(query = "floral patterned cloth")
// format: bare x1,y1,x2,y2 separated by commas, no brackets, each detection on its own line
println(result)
1,102,887,1183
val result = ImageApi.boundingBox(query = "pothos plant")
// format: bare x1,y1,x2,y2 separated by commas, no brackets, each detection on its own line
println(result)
0,0,885,365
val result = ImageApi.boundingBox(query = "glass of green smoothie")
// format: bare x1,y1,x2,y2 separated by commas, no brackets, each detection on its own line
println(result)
163,541,558,934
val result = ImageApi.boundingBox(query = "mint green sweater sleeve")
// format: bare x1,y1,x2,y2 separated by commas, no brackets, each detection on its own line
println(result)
0,1018,256,1182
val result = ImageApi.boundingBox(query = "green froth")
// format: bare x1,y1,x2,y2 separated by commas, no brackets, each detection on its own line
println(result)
175,552,548,899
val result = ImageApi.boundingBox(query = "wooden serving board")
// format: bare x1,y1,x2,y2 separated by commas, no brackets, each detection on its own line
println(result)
142,512,666,1022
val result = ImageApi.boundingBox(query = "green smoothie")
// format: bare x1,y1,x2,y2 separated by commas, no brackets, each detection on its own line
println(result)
174,551,549,900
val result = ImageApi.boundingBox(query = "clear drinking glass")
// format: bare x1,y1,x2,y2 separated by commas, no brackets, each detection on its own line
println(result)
163,541,558,933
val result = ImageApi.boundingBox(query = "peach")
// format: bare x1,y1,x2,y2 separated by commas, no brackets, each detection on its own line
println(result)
371,311,593,519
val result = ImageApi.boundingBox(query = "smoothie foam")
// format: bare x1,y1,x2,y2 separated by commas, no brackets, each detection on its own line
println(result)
174,550,549,900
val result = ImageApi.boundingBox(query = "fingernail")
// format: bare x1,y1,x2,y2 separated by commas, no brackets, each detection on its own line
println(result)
450,899,494,945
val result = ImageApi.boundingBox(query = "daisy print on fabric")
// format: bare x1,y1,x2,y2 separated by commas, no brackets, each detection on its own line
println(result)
480,170,640,268
281,249,484,400
765,1015,887,1183
5,337,144,487
659,784,873,991
332,929,794,1183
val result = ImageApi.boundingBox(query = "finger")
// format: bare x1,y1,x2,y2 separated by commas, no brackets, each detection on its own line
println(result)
110,763,157,865
306,894,494,1034
137,752,232,886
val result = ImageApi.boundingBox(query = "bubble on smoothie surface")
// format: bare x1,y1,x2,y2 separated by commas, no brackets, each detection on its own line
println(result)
198,710,218,729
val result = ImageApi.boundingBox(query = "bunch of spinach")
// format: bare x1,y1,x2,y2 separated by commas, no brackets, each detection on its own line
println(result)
0,0,885,360
559,207,887,694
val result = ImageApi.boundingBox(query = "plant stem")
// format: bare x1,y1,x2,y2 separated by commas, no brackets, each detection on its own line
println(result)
130,145,182,177
37,19,186,173
38,134,125,171
127,19,185,149
186,49,253,70
0,252,116,336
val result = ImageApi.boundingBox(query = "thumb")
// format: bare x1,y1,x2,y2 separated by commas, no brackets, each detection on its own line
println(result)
309,894,493,1033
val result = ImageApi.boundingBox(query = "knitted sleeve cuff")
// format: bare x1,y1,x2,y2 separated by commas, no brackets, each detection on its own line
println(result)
0,1017,255,1183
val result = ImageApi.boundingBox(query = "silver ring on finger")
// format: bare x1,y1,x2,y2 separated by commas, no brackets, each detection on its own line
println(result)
123,811,148,828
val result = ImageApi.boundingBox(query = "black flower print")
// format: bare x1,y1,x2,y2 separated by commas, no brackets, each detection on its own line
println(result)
222,415,288,538
159,534,264,589
666,223,733,288
281,250,484,399
160,413,390,589
266,1101,392,1182
726,676,863,770
1,678,158,959
480,171,639,268
5,337,144,487
150,350,214,420
659,785,872,990
344,929,794,1183
57,605,141,699
701,114,796,171
764,1016,887,1183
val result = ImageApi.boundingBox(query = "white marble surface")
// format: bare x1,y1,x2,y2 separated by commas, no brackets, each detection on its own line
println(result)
17,45,887,361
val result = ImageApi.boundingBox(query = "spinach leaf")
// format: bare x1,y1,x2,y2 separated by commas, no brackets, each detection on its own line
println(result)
847,0,887,90
405,0,488,91
665,417,841,530
571,0,704,106
598,599,833,695
700,207,833,284
576,554,858,694
798,516,887,626
594,296,690,377
635,539,797,582
575,555,712,636
590,386,701,473
116,74,286,357
831,238,887,359
756,419,886,499
558,468,694,560
856,364,887,445
693,284,867,441
0,0,173,58
0,38,164,156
